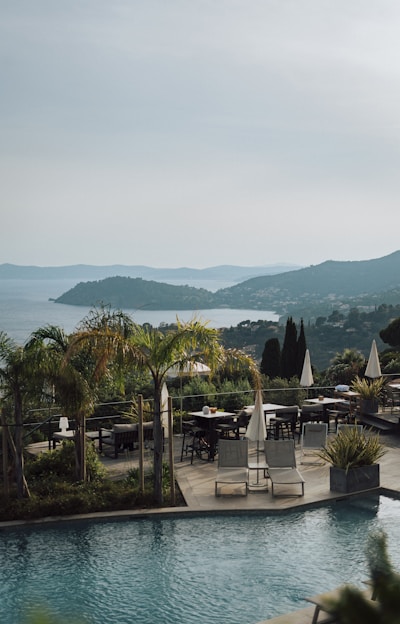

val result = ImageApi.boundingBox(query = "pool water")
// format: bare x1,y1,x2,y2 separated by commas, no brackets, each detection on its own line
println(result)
2,495,400,624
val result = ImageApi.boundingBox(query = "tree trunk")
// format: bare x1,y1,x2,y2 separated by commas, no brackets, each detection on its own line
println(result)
1,413,9,497
80,417,86,482
153,384,163,505
138,395,144,493
167,396,176,506
74,414,87,482
14,390,30,499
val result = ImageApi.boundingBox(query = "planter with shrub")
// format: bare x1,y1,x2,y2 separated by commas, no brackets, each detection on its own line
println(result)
317,426,386,493
351,375,386,415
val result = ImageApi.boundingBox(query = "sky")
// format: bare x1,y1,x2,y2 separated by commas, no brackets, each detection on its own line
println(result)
2,1,400,270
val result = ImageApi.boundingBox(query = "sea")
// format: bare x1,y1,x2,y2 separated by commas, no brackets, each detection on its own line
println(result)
0,278,278,344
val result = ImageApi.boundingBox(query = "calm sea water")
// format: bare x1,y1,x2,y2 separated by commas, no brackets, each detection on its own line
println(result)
1,494,399,624
0,279,278,344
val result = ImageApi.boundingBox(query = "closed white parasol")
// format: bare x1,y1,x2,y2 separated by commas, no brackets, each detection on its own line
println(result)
161,382,170,439
246,388,267,486
365,340,382,379
300,349,314,388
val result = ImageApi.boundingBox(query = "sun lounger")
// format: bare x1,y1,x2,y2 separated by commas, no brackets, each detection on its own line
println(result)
215,438,249,497
264,439,305,497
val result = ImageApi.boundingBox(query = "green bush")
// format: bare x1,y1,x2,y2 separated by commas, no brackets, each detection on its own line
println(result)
263,376,306,406
0,459,182,521
217,378,252,412
26,440,106,485
0,480,140,521
180,377,217,412
126,461,172,500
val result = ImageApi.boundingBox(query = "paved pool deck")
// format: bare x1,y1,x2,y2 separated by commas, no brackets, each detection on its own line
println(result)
96,431,400,513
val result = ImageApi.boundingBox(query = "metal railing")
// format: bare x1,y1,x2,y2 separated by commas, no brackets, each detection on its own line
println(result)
3,376,400,451
8,387,335,445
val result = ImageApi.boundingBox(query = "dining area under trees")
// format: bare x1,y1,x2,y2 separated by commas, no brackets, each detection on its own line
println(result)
1,308,400,520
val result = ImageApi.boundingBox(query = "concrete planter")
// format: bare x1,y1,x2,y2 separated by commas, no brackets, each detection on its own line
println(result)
330,464,380,493
360,398,379,415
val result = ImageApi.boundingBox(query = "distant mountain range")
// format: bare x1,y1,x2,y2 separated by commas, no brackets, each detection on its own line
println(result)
0,262,301,283
52,251,400,321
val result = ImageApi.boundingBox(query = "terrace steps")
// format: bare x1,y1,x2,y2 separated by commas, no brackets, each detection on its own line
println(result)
360,410,400,433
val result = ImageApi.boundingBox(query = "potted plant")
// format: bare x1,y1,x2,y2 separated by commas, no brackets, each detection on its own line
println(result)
317,427,386,493
351,375,385,415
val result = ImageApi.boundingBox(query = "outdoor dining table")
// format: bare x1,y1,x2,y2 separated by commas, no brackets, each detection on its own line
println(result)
305,397,348,419
334,389,360,418
51,429,102,449
189,411,236,461
245,403,291,421
245,403,293,438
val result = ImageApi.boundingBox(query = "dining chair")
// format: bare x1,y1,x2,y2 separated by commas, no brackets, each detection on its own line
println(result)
215,416,240,440
336,423,363,435
180,421,210,463
298,404,326,441
386,385,400,414
273,405,299,439
300,422,328,464
235,409,250,436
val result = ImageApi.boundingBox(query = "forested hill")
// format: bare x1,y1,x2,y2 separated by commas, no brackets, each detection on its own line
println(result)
54,276,216,310
54,251,400,318
213,250,400,313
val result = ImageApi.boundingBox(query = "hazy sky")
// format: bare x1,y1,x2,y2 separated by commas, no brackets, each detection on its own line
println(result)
2,1,400,269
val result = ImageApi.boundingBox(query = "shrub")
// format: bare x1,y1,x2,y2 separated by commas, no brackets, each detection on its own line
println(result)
217,378,252,412
263,376,306,406
126,461,172,500
26,440,106,485
0,480,140,521
351,376,386,400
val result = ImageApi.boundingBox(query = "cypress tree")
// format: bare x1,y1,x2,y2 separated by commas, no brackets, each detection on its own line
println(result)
280,317,298,380
260,337,281,378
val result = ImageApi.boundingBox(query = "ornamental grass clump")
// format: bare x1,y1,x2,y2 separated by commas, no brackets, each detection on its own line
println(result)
317,427,386,472
350,375,386,400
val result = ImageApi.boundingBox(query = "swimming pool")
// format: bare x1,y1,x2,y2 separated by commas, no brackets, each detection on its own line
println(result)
1,494,400,624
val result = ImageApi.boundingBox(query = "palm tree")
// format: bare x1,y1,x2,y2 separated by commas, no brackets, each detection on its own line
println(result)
0,332,47,498
27,325,95,482
70,310,260,505
324,348,366,386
